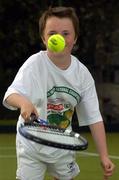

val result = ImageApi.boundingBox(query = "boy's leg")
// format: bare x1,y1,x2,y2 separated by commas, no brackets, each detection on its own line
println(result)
16,156,46,180
16,138,47,180
48,152,80,180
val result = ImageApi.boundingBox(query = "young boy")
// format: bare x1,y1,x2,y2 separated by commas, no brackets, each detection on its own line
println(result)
3,6,115,180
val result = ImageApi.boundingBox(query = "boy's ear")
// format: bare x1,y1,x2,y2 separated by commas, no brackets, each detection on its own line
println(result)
41,36,46,46
73,37,77,45
74,34,79,44
39,36,46,49
74,39,77,44
41,36,44,43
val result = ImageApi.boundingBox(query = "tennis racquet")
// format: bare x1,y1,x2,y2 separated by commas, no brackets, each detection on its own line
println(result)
19,115,88,151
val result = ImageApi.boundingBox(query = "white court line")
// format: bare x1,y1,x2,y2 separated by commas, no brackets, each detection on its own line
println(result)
0,147,119,160
78,152,119,160
0,155,16,158
0,146,16,158
0,147,15,150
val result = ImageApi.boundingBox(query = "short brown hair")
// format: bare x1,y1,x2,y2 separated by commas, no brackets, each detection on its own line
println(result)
39,6,79,39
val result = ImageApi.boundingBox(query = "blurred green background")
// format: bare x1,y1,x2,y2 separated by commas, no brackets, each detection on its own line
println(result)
1,0,119,129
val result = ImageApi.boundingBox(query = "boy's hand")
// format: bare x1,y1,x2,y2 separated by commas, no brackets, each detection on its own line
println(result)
20,100,38,121
101,157,115,179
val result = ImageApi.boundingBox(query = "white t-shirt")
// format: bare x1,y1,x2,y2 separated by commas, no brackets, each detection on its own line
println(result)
3,50,102,161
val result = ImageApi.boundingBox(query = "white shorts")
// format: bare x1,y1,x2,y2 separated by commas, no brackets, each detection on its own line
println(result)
16,136,80,180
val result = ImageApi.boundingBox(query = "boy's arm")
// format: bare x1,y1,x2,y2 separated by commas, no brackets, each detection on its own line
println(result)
6,93,38,121
89,121,115,179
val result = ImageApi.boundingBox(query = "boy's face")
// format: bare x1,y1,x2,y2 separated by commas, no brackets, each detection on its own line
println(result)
42,16,77,55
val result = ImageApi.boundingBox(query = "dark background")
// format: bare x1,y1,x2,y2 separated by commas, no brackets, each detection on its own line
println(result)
0,0,119,131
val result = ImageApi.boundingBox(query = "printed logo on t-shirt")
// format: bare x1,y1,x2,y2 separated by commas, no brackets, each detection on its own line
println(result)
47,86,81,103
47,86,81,128
47,98,73,128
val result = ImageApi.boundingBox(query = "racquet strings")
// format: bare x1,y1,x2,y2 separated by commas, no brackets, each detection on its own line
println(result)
23,124,84,146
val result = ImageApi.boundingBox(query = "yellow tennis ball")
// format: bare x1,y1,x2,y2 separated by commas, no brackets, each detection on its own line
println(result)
48,34,65,53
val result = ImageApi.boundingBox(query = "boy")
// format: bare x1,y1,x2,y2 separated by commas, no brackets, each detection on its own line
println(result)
3,6,115,180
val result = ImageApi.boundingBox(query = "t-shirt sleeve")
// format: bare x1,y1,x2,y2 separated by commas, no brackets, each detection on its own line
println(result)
76,83,102,126
75,63,103,127
3,62,43,110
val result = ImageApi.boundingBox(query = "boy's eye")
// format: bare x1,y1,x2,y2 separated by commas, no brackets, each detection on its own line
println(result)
48,31,69,36
48,31,57,36
62,32,69,36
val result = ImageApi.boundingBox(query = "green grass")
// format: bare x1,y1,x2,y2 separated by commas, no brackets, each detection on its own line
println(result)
0,119,17,126
0,133,119,180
